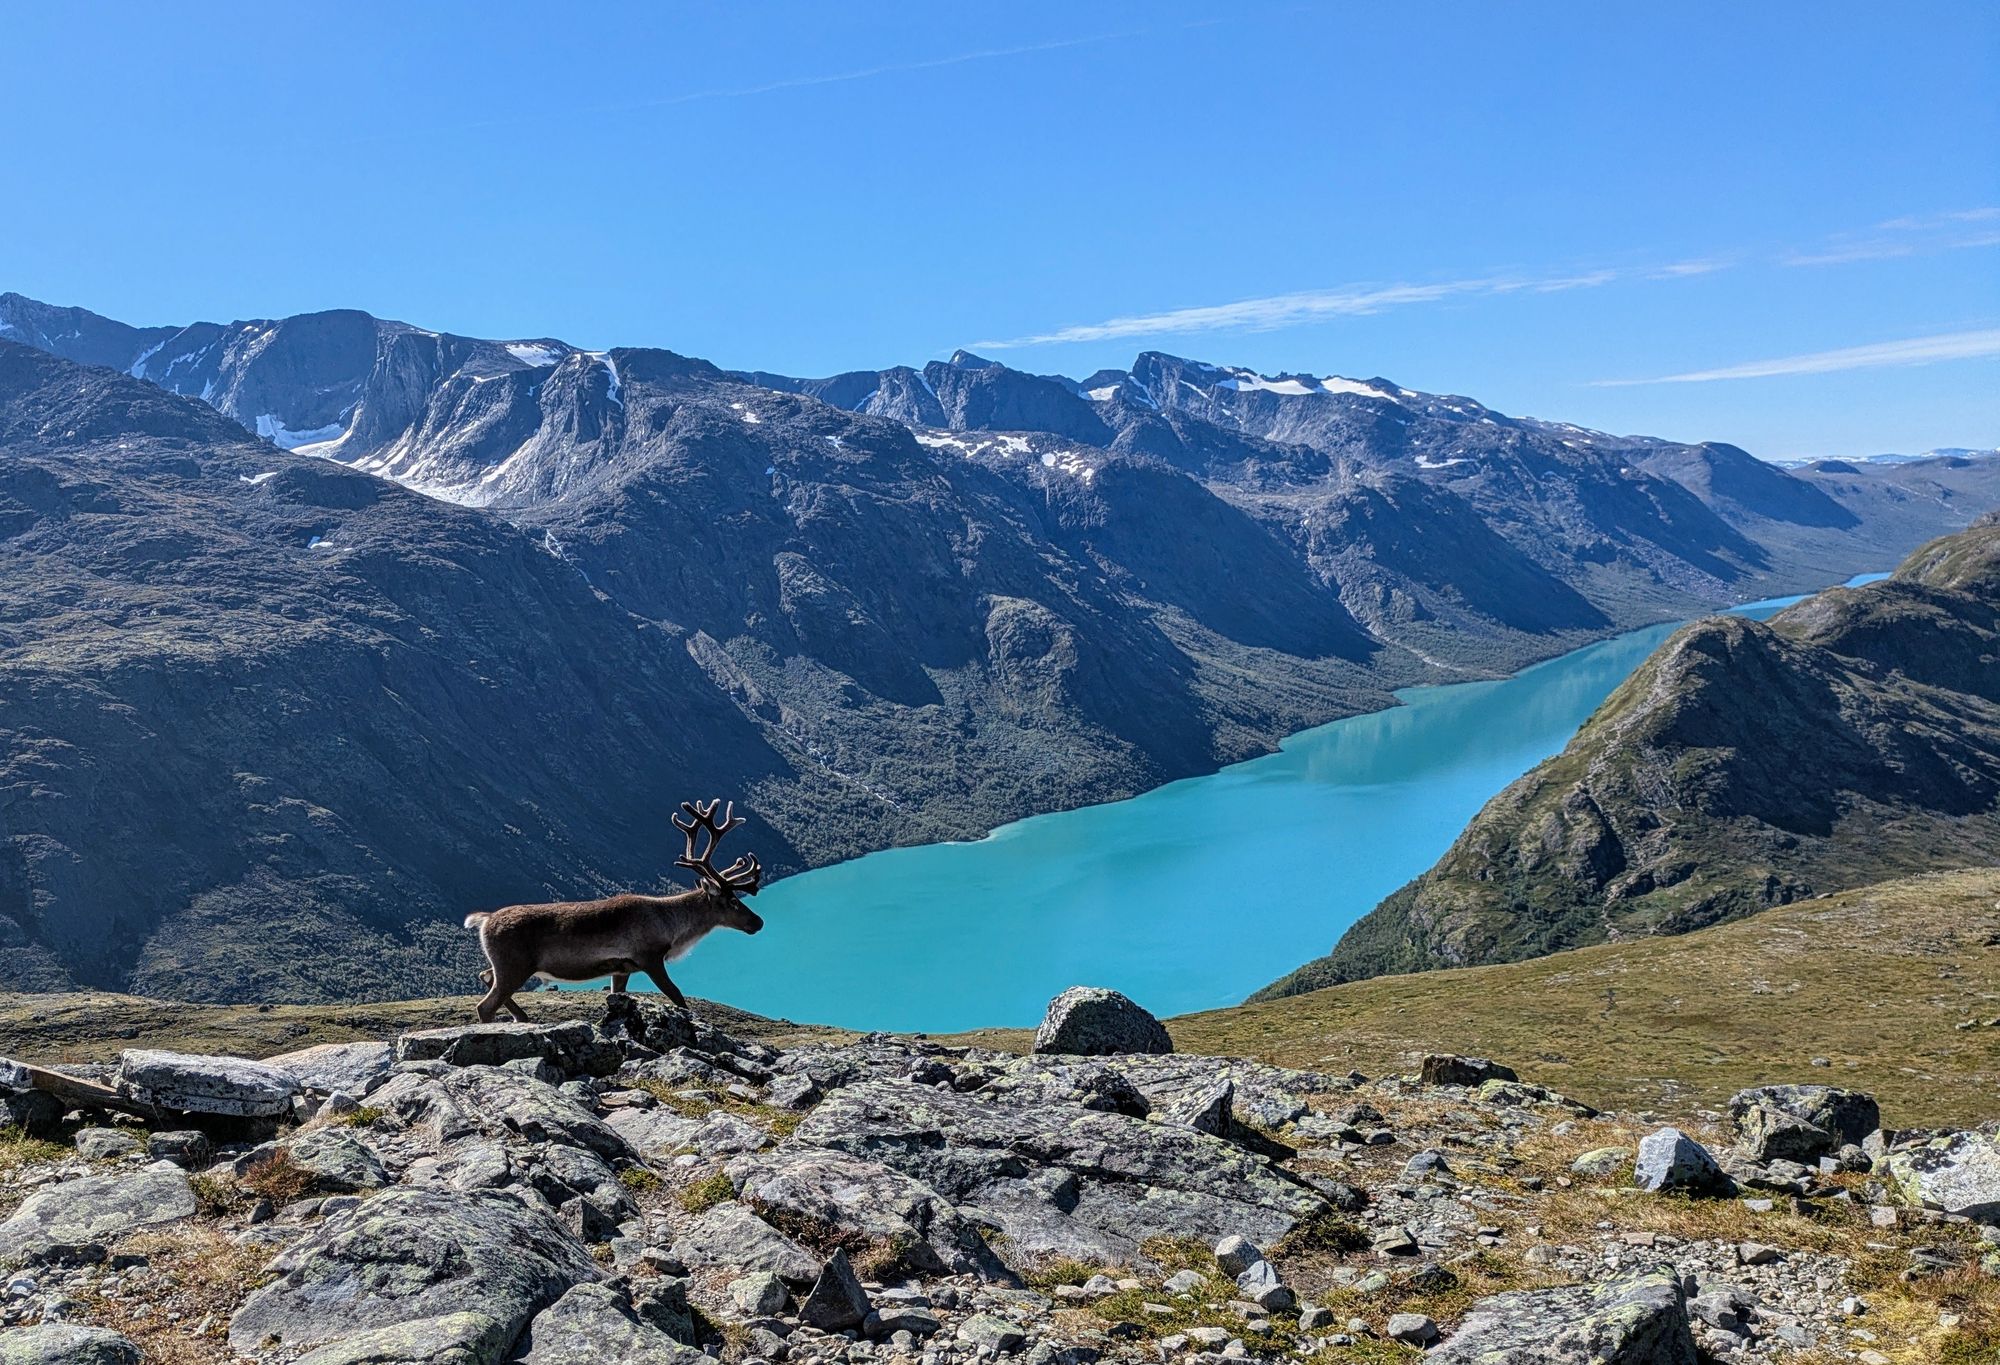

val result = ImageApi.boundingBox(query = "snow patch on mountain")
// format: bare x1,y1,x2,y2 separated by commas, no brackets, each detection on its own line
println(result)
255,414,346,450
504,343,564,367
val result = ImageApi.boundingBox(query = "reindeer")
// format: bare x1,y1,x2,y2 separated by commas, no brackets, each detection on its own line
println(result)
463,798,764,1023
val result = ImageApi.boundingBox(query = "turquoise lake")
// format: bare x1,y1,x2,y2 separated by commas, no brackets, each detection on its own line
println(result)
658,574,1890,1032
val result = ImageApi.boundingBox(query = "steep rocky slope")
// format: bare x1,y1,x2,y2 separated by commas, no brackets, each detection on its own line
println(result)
1262,521,2000,996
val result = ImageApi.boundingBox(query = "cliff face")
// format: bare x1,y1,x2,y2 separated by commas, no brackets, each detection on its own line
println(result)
1261,520,2000,998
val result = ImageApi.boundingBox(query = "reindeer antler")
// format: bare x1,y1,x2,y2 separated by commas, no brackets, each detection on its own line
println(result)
673,798,762,897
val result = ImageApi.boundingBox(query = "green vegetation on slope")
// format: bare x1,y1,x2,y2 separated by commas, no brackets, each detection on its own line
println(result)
1260,520,2000,998
955,868,2000,1128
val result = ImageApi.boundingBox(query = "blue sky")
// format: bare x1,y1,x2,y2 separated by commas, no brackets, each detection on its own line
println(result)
4,1,1995,458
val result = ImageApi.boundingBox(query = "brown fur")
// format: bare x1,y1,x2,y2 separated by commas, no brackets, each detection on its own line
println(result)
465,799,763,1022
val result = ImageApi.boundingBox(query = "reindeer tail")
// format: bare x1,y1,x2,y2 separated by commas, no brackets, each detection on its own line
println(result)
462,912,491,931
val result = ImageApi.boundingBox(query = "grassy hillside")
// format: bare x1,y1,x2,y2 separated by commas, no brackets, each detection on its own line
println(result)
1260,520,2000,997
958,869,2000,1128
7,869,1997,1130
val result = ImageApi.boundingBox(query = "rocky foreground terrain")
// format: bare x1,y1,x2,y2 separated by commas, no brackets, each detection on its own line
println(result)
2,988,1996,1364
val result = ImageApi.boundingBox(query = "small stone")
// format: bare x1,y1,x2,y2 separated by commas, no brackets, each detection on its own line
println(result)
800,1249,872,1332
955,1314,1026,1354
1737,1242,1783,1266
1634,1126,1731,1194
1386,1313,1439,1345
1298,1305,1335,1332
1213,1235,1263,1277
1162,1270,1206,1295
733,1272,791,1317
73,1129,142,1161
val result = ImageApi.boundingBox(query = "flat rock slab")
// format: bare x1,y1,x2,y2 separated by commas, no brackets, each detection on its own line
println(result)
365,1066,631,1164
115,1049,297,1118
291,1312,509,1365
794,1079,1327,1264
394,1023,618,1078
264,1042,396,1099
517,1285,705,1365
227,1187,601,1356
668,1201,822,1286
0,1162,196,1263
727,1147,1016,1282
603,1106,704,1164
1885,1132,2000,1223
0,1324,142,1365
1432,1265,1696,1364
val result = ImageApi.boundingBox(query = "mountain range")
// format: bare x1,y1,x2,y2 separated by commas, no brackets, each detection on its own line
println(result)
1260,516,2000,998
3,288,1999,1002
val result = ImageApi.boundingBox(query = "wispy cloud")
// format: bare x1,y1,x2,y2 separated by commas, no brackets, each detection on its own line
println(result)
1593,328,2000,386
974,269,1623,348
979,206,2000,350
1779,205,2000,268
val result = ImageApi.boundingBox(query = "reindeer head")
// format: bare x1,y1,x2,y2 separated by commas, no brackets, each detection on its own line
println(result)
673,798,765,934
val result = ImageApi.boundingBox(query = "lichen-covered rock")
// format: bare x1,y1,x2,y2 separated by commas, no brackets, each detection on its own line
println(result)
284,1127,391,1193
667,1201,822,1285
1570,1147,1631,1180
516,1284,704,1364
115,1049,297,1117
1431,1265,1697,1363
1726,1085,1879,1148
0,1162,196,1262
226,1187,601,1356
365,1066,630,1163
291,1312,509,1365
265,1042,396,1098
1735,1102,1836,1163
793,1079,1326,1263
1634,1128,1731,1195
596,996,698,1058
0,1323,142,1365
1032,988,1172,1056
1884,1132,2000,1223
727,1147,1016,1283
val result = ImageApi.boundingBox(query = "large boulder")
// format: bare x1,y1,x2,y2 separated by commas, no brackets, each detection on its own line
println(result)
114,1049,297,1118
792,1079,1326,1264
227,1187,601,1356
727,1147,1016,1283
0,1162,196,1262
291,1312,509,1365
1634,1128,1731,1195
1726,1085,1879,1148
1884,1132,2000,1223
1431,1265,1697,1363
516,1284,704,1364
1032,988,1172,1056
0,1324,141,1365
263,1042,396,1099
1734,1103,1837,1164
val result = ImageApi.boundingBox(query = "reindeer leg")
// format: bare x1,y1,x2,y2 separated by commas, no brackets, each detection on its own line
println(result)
609,973,630,994
478,963,533,1024
640,959,689,1011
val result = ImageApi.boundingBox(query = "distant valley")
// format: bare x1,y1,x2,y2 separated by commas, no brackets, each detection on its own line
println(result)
3,289,1998,1005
